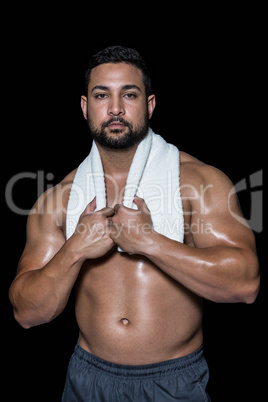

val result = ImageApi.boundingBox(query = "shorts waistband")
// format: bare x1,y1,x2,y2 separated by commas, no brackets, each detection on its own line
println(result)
73,343,204,379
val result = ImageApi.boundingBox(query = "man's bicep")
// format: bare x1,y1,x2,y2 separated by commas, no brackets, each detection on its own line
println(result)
17,205,66,277
190,166,256,251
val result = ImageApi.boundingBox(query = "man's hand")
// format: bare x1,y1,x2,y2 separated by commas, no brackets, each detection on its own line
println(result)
110,195,154,254
70,197,115,260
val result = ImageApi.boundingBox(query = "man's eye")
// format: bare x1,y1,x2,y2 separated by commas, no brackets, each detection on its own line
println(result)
95,93,108,99
124,93,137,99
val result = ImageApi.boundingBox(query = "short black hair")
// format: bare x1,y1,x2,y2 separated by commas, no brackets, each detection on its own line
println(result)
84,45,152,97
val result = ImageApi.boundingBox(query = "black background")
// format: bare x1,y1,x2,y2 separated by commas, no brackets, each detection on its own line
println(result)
3,7,265,401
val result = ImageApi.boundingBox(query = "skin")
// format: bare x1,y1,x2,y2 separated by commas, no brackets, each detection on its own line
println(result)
9,62,260,365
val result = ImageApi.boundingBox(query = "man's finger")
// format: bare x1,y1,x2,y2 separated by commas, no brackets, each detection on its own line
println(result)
113,203,138,216
113,204,122,215
133,195,150,213
81,197,97,216
101,207,115,218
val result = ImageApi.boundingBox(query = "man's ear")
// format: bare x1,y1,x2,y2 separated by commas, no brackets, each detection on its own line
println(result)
81,96,88,120
147,95,156,119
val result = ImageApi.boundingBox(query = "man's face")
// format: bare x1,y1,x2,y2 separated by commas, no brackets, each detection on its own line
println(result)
81,63,155,149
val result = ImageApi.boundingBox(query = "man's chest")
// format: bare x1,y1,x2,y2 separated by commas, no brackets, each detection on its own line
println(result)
105,175,128,208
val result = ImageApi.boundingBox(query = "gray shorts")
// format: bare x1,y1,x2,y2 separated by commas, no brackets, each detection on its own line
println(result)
62,343,210,401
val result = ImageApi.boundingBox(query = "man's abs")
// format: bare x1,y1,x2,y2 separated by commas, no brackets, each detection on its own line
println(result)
75,251,203,365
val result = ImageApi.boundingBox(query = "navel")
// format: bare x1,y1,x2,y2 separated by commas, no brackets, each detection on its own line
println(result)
120,318,130,326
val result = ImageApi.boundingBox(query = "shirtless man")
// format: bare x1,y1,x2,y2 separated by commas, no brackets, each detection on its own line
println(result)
9,46,260,401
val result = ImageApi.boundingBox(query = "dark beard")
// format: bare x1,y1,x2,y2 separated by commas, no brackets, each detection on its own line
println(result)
87,111,150,149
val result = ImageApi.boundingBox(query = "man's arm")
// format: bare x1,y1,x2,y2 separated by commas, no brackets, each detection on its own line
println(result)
9,190,114,329
110,165,260,303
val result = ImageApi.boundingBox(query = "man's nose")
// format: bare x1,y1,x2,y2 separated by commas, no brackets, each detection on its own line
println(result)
107,96,125,116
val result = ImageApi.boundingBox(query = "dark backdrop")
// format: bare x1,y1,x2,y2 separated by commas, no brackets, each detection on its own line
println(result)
4,10,265,402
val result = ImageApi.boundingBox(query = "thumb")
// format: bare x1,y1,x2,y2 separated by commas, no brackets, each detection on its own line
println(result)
81,197,96,216
133,195,149,213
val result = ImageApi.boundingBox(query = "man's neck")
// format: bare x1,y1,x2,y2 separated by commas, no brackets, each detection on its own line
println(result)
96,143,139,179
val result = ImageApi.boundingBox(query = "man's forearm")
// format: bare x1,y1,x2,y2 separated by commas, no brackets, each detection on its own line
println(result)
10,202,115,329
9,241,83,329
140,232,259,304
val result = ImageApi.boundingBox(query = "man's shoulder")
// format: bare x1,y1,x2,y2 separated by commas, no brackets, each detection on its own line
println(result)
29,168,78,220
180,151,233,193
60,168,78,185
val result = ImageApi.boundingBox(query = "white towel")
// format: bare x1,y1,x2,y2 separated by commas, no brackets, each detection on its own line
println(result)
66,129,184,250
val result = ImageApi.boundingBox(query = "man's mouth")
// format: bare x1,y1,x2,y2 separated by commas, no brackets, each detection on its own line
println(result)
110,121,124,126
102,117,131,130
